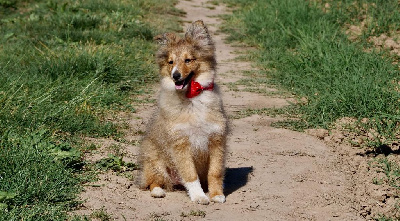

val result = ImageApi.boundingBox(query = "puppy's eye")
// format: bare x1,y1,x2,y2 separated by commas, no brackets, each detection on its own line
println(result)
185,58,195,63
168,60,173,64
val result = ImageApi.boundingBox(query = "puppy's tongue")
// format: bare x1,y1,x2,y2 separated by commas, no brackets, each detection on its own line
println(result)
175,84,184,90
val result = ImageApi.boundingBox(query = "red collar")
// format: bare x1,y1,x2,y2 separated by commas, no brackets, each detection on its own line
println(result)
186,80,214,98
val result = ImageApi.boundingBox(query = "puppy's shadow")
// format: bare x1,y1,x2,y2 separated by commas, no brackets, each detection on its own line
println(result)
224,166,253,196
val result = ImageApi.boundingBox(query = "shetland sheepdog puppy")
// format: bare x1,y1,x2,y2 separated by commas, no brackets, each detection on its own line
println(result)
138,20,228,205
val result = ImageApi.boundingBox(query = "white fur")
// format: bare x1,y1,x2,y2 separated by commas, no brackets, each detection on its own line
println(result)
184,179,209,204
161,77,177,91
176,71,221,150
160,74,223,151
211,195,226,203
151,187,166,198
173,95,222,151
171,65,178,76
195,70,216,86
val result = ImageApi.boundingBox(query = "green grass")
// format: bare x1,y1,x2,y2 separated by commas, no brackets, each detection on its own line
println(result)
221,0,400,149
0,132,82,220
0,0,181,220
221,0,400,218
324,0,400,42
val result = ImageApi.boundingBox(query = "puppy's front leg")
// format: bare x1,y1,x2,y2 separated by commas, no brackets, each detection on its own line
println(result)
208,135,226,203
172,139,210,205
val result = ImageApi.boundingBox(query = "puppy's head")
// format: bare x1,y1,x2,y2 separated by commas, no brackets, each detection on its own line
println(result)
155,20,216,91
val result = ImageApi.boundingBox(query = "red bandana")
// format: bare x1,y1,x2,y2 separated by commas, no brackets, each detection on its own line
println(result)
186,80,214,98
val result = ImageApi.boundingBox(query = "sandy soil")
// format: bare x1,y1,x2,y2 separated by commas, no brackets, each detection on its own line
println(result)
74,1,398,220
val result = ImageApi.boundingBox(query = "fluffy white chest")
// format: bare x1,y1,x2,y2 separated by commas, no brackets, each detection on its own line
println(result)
172,97,222,151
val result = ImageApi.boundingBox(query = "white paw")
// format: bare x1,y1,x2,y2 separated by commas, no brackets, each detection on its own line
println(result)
184,179,209,205
191,194,210,205
151,187,166,198
211,195,226,203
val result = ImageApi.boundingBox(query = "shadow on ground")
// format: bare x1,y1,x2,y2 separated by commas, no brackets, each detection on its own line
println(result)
224,166,254,196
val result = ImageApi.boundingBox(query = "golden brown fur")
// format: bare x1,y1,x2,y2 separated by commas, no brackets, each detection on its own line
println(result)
138,20,228,204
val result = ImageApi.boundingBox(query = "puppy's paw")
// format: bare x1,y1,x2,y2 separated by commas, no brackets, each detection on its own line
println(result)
211,195,226,203
151,187,166,198
191,194,210,205
185,179,209,204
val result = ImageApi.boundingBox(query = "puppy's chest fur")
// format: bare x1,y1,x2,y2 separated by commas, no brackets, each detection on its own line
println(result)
160,92,225,151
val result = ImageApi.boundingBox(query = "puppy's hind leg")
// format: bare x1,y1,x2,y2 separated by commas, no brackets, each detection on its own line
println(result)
140,140,167,198
150,183,166,198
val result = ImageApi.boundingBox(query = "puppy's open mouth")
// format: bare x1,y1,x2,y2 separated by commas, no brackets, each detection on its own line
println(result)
174,72,194,90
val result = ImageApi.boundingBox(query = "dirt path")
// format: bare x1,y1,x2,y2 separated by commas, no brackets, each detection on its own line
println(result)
73,1,383,220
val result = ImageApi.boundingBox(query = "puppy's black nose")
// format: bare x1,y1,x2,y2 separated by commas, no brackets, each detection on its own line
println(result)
173,72,181,81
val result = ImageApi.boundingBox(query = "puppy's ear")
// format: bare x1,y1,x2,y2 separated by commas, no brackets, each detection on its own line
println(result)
154,33,177,45
185,20,213,48
154,33,176,67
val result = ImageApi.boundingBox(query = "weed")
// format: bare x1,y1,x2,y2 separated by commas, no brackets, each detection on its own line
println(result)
90,207,112,221
149,212,171,221
0,191,16,212
373,158,400,189
95,154,139,172
180,210,206,218
207,0,220,6
362,116,400,149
